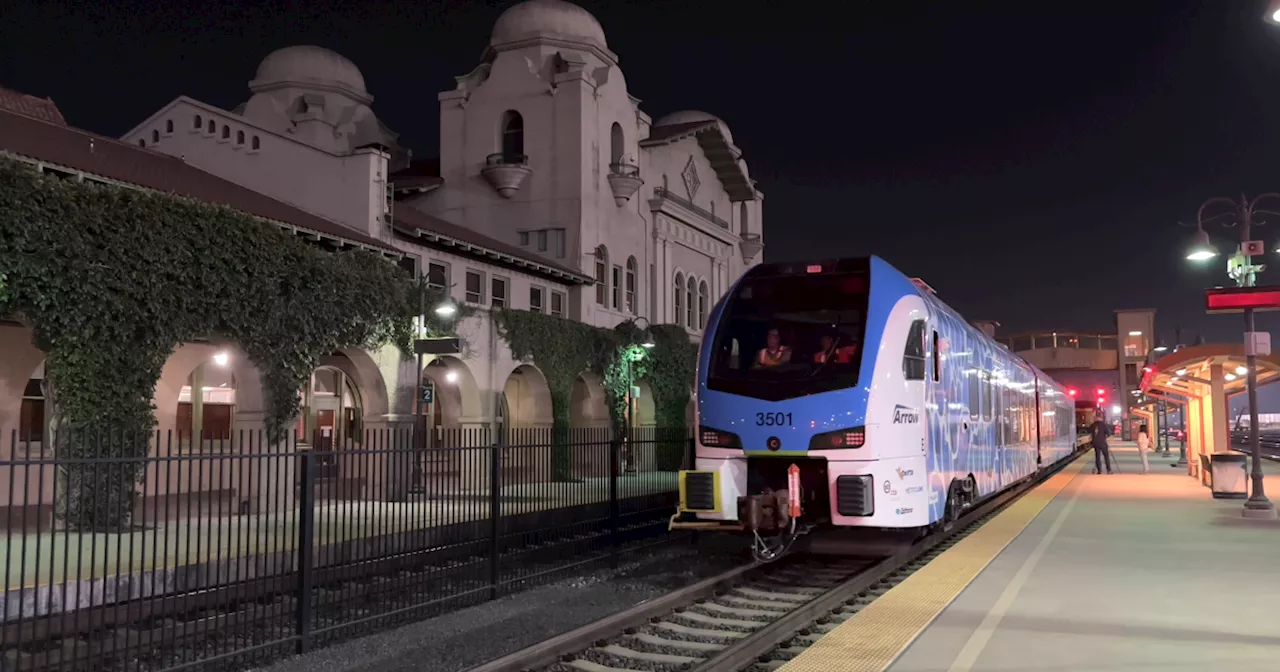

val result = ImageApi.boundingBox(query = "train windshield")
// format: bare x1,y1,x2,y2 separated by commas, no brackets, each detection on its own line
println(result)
706,270,869,401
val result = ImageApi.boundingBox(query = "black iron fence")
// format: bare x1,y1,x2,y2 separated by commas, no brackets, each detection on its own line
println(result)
0,426,692,672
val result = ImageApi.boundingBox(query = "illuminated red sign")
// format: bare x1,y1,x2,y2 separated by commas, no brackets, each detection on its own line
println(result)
1205,286,1280,314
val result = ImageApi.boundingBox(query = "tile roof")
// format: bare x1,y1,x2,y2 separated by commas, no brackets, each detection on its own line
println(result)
0,87,66,126
0,103,396,254
393,206,593,284
639,120,717,146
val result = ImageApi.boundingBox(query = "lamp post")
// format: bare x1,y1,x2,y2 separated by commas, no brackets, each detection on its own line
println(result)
1185,194,1280,519
618,317,656,474
410,283,459,494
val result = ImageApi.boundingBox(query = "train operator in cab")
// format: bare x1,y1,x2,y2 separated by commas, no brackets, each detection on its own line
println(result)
813,333,858,365
754,328,792,368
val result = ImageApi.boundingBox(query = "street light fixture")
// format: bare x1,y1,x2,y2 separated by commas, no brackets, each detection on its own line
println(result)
617,317,657,474
1185,223,1219,262
1183,193,1280,519
434,298,458,317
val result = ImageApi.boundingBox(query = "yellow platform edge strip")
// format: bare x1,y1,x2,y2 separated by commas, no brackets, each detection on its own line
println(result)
779,457,1087,672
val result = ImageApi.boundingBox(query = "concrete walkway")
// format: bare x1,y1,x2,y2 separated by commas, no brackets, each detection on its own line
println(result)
889,442,1280,671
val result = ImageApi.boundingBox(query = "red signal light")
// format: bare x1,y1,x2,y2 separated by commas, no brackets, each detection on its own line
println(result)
806,264,823,274
1096,388,1106,397
1068,388,1078,397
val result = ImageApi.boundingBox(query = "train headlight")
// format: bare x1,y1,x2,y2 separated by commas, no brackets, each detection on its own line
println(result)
809,426,866,450
699,426,742,448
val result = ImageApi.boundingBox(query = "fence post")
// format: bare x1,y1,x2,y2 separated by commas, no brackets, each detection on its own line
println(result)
609,427,621,568
295,447,316,655
488,434,502,600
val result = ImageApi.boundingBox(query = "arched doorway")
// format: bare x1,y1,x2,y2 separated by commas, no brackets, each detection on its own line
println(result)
499,365,554,483
296,366,363,482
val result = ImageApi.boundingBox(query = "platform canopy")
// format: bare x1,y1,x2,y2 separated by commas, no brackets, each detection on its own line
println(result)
1139,344,1280,400
1137,344,1280,478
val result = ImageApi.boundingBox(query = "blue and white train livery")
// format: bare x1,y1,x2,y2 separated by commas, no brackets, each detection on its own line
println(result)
671,256,1080,560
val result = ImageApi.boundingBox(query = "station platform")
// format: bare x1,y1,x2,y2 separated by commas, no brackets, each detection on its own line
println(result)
780,442,1280,671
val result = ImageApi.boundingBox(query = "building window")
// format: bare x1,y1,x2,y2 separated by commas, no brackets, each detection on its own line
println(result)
903,320,927,381
465,270,483,304
594,245,608,305
740,202,749,236
1124,363,1139,386
551,291,565,317
166,119,174,133
426,261,448,292
612,264,622,309
553,228,566,258
221,125,230,140
625,257,637,313
251,136,260,150
207,119,216,134
491,277,508,309
686,276,696,328
610,122,624,164
519,231,529,246
698,280,709,329
138,139,146,147
237,130,245,145
193,114,203,130
530,286,544,313
19,377,44,445
673,272,684,324
151,130,160,143
537,230,548,252
501,110,524,159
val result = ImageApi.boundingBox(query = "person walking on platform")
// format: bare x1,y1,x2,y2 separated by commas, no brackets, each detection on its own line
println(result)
1136,423,1151,474
1089,415,1114,474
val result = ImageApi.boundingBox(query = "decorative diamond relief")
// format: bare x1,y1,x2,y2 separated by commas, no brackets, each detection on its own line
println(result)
682,155,701,200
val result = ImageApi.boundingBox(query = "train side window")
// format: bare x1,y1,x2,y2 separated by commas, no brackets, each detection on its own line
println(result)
982,371,993,422
968,368,980,420
903,320,927,381
931,331,940,382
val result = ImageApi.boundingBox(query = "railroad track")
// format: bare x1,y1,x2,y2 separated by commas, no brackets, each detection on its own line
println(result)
465,450,1086,672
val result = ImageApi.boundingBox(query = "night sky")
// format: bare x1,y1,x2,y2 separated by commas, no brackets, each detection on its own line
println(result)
5,0,1280,344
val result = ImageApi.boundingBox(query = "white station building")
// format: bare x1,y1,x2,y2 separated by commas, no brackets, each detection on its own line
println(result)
1,0,765,476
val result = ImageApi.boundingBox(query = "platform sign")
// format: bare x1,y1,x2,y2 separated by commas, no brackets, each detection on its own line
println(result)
414,337,460,355
1244,240,1267,256
1205,285,1280,314
421,381,435,405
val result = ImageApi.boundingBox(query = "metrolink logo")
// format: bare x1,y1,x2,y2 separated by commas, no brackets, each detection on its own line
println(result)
896,467,915,480
892,404,919,424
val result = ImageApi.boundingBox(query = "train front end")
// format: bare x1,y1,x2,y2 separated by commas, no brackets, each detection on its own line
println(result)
671,257,931,558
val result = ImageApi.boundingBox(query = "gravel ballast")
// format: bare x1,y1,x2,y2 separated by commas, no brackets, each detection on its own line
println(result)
249,536,750,672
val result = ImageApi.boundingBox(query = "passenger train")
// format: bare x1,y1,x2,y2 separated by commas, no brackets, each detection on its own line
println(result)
670,256,1081,561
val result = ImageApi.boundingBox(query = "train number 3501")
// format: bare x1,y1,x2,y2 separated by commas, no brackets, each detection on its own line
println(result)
755,412,793,427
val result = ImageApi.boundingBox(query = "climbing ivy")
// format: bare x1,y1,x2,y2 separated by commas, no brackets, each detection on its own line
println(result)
0,158,426,530
493,309,698,477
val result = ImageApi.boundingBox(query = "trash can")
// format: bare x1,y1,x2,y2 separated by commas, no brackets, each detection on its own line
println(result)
1209,452,1248,499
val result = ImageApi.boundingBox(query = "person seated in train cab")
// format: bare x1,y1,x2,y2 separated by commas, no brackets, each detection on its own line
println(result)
813,333,858,365
754,328,792,368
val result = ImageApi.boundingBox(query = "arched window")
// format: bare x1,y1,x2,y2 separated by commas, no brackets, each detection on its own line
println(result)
207,119,215,134
137,139,145,147
686,276,696,328
151,130,159,143
625,256,637,313
237,130,245,145
698,280,709,329
610,122,624,165
221,125,230,140
165,119,174,133
251,136,261,150
740,202,749,236
501,110,524,159
673,272,684,324
193,114,202,129
594,245,608,306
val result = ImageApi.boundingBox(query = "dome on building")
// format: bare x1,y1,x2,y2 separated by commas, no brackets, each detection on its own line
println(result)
491,0,608,49
655,110,732,144
251,45,368,97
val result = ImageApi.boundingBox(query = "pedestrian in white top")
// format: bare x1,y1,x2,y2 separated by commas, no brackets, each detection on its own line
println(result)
1137,423,1151,474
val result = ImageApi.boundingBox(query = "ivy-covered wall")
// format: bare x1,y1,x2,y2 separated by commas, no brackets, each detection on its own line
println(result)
492,309,698,477
0,158,424,530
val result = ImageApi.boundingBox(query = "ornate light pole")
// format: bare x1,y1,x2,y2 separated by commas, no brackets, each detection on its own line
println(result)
618,317,656,474
1185,194,1280,519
